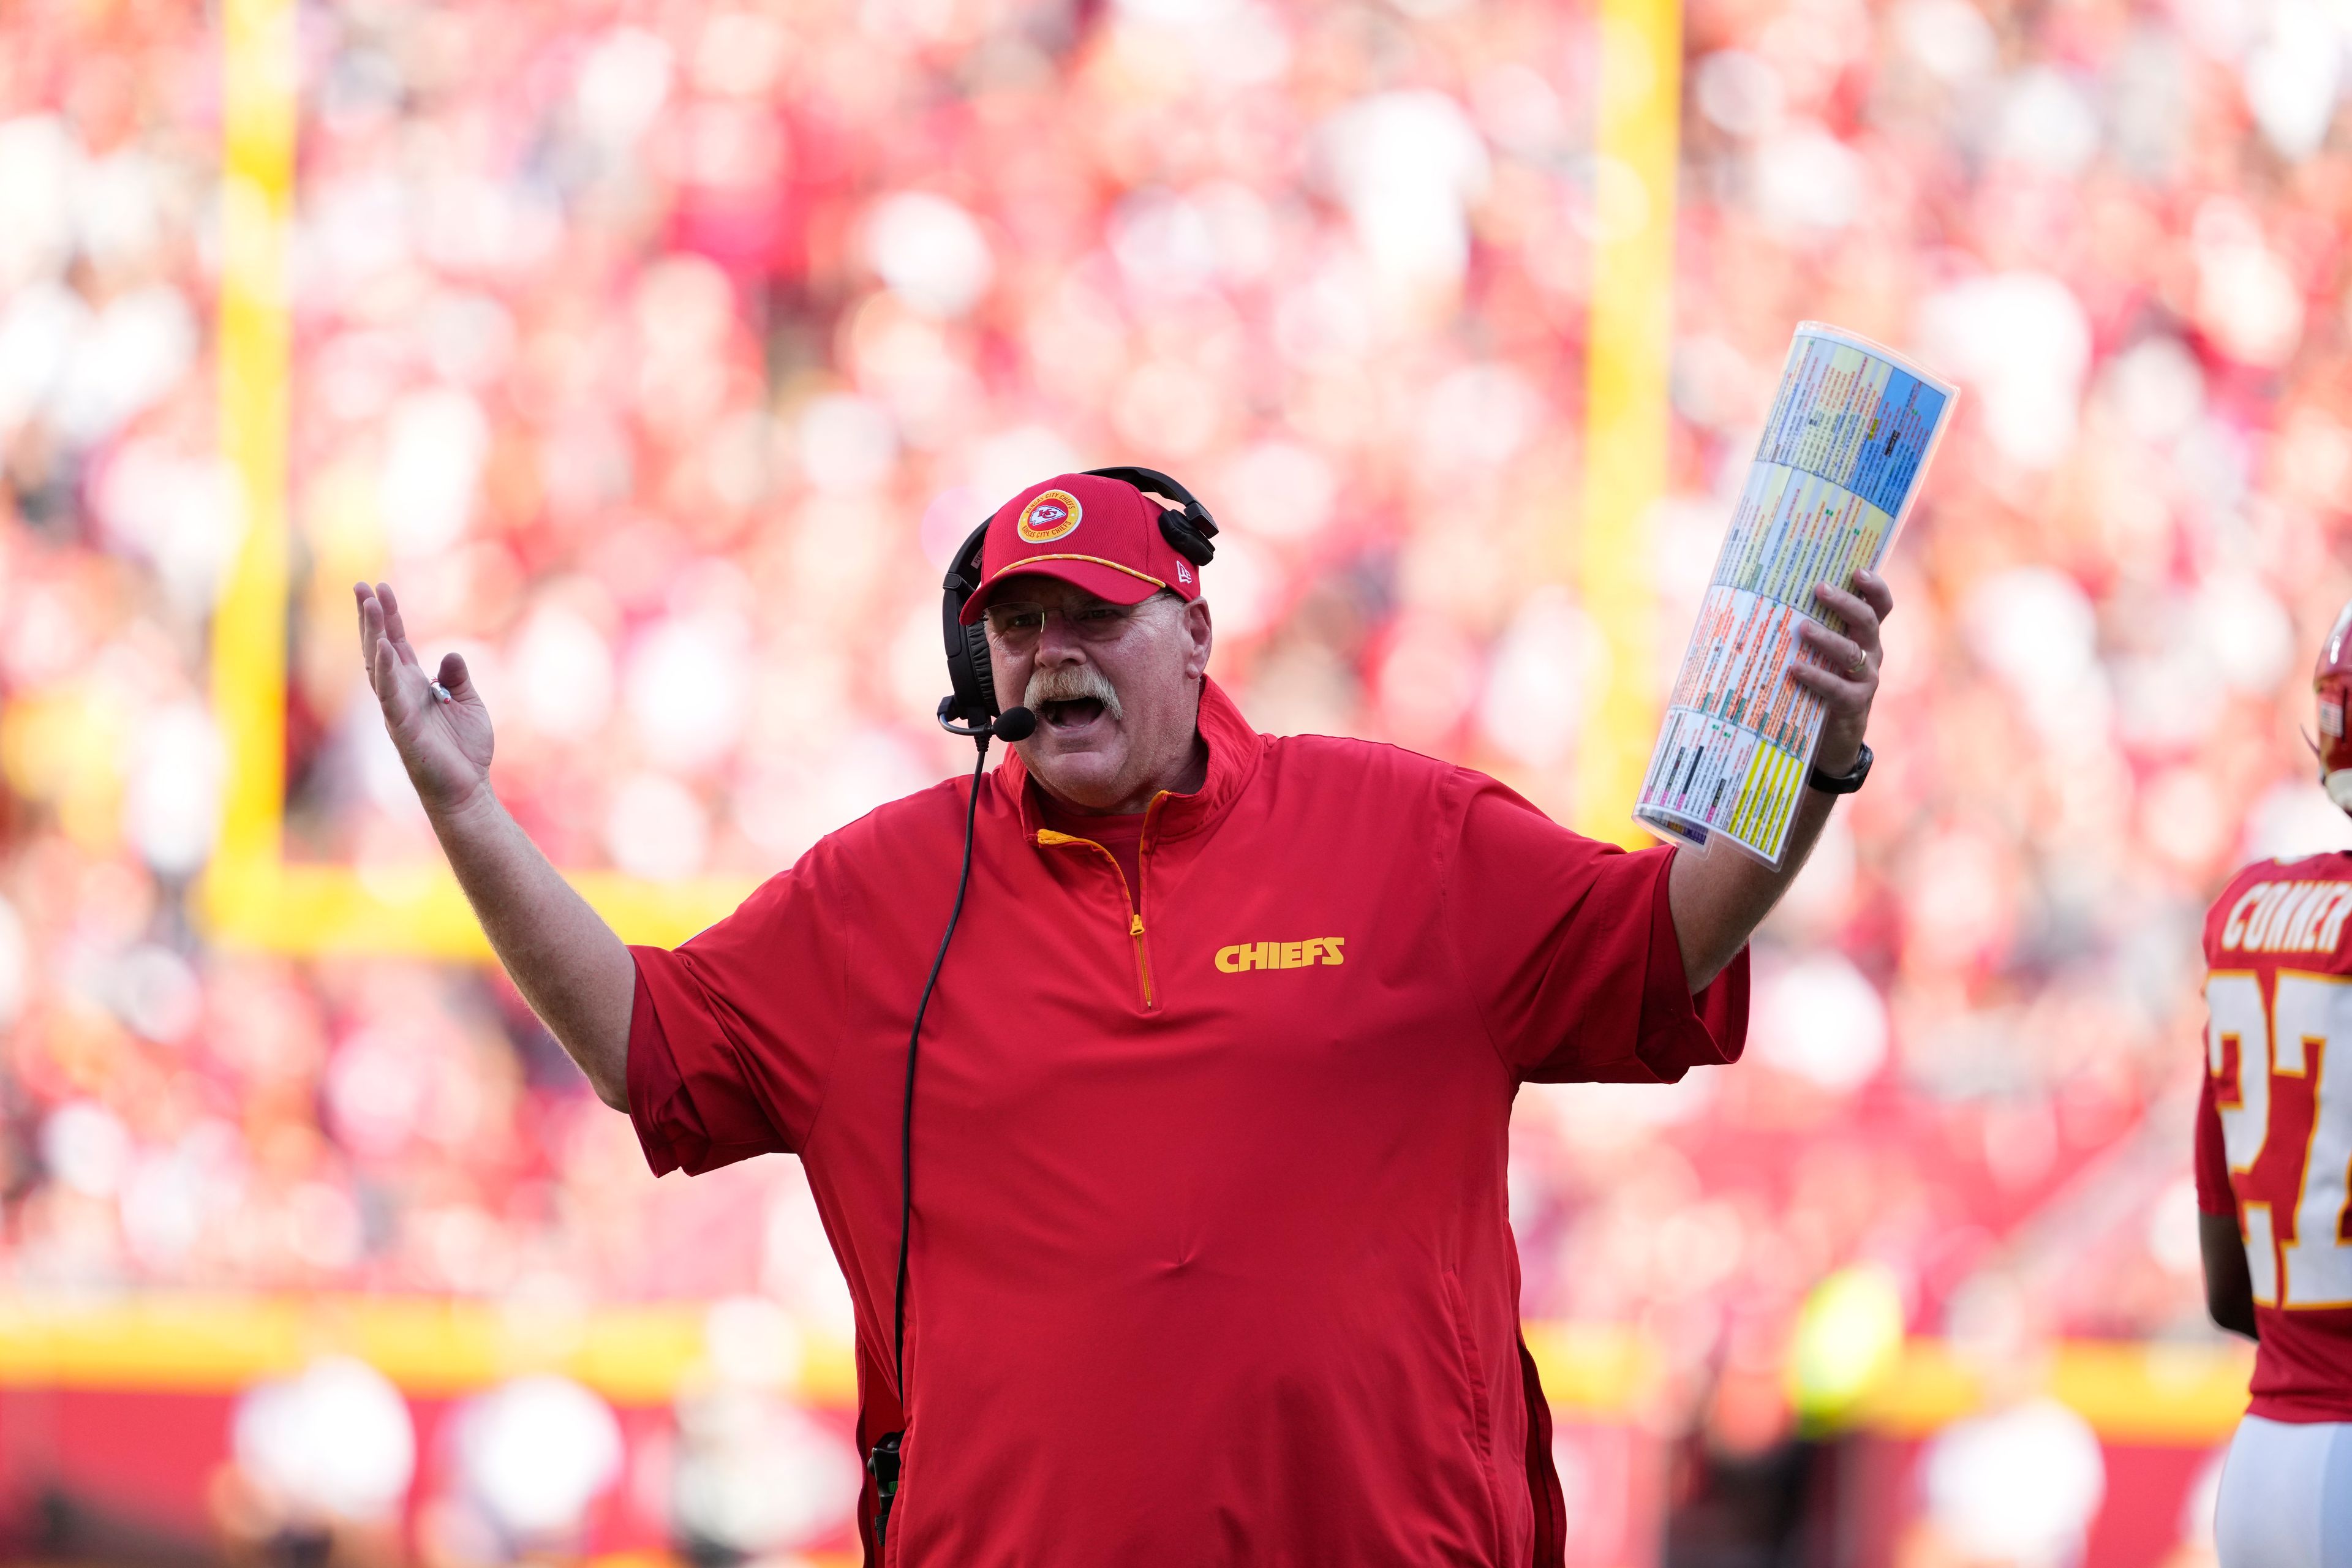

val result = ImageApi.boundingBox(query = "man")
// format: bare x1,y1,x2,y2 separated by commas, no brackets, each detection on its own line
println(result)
358,470,1889,1565
2197,600,2352,1566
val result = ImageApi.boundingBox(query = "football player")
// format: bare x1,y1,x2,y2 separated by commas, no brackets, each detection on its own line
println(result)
2199,600,2352,1565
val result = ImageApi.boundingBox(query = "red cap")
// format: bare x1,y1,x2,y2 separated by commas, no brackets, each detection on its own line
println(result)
2316,597,2352,786
956,473,1203,625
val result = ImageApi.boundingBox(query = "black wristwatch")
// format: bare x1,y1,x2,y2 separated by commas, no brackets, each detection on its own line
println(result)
1807,743,1872,795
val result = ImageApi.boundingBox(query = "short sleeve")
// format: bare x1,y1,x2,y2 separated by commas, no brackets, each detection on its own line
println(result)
627,847,848,1177
2195,1071,2236,1216
1444,777,1747,1083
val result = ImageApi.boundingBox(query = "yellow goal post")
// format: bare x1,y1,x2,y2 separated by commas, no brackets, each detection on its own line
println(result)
197,0,1678,958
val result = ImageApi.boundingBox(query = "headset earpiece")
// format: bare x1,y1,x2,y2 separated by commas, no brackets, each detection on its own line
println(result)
939,521,999,733
1082,464,1219,568
1159,510,1216,569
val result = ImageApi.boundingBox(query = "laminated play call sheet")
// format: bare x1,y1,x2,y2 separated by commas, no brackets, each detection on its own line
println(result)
1635,323,1956,866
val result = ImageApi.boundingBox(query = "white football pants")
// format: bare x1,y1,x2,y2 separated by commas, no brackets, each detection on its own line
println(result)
2215,1413,2352,1568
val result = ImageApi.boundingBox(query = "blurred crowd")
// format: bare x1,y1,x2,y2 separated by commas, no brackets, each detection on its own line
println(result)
1,0,2350,1549
210,1326,864,1567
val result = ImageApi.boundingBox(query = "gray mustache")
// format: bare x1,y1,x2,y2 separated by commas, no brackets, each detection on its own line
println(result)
1023,663,1124,721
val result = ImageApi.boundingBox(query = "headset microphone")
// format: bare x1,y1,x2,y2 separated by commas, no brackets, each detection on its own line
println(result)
934,697,1036,744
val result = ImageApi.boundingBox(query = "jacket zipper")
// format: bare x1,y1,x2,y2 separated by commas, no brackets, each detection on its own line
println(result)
1130,911,1154,1009
1132,793,1168,1012
1033,830,1158,1011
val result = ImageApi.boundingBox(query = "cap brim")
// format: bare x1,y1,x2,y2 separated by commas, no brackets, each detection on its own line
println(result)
958,554,1172,624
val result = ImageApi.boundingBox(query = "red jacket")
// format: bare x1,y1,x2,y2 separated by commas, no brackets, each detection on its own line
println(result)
628,678,1747,1565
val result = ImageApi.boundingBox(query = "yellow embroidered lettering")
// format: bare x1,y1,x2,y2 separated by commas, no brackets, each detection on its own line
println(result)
1213,937,1350,973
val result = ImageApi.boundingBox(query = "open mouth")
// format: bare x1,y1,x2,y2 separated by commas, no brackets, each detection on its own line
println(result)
1041,697,1106,730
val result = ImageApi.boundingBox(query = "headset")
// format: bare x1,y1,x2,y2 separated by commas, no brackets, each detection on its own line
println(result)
869,468,1217,1556
935,466,1219,738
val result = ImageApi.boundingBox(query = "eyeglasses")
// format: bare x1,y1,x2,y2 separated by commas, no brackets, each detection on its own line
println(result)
982,599,1148,649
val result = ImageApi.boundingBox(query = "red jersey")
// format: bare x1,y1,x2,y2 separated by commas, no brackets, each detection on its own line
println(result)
627,677,1748,1566
2198,852,2352,1422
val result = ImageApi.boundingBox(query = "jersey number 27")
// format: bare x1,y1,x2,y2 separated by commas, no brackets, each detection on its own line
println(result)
2210,970,2352,1308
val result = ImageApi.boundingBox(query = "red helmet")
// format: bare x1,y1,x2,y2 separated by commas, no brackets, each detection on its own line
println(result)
2318,598,2352,810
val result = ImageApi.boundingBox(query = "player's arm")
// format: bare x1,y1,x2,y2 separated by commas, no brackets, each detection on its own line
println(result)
356,584,635,1110
2201,1212,2258,1340
1670,570,1890,990
2192,1063,2258,1340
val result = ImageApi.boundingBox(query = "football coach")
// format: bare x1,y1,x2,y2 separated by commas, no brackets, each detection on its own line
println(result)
355,468,1890,1566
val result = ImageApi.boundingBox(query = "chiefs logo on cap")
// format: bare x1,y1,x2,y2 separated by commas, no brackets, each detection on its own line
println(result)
1016,489,1083,544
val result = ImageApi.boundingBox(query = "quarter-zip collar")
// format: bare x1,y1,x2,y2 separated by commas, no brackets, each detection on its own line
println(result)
996,674,1264,846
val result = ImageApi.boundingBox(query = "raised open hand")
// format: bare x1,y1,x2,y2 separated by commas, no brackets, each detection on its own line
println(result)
356,581,495,816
